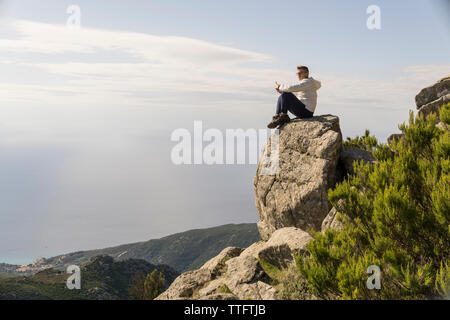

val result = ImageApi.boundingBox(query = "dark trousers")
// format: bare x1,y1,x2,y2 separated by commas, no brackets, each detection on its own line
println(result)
276,92,313,118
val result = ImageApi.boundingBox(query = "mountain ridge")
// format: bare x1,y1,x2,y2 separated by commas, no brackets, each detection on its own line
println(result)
0,255,179,300
1,223,259,275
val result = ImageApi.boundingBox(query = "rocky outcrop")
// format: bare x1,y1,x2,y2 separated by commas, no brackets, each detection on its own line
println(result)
156,77,450,301
340,146,376,175
155,242,273,300
155,227,312,300
257,227,312,269
417,94,450,121
416,76,450,107
254,115,342,240
157,115,342,300
321,207,343,233
416,76,450,121
387,133,405,145
386,77,449,145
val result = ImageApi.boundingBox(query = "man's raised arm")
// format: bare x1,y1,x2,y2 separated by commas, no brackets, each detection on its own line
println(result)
279,79,316,92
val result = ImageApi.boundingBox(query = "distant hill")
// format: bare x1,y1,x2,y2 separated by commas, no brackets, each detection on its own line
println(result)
0,256,179,300
0,263,22,275
29,223,260,273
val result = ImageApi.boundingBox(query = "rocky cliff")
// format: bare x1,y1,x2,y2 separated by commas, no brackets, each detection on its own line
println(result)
156,76,450,300
388,76,450,143
157,115,347,300
416,76,450,121
28,223,259,274
254,115,342,240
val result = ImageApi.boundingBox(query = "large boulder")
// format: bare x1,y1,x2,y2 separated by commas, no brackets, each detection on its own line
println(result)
321,207,344,233
254,115,342,240
155,242,273,300
201,246,244,277
340,146,376,175
257,227,312,269
156,227,313,300
155,246,242,300
417,94,450,121
416,76,450,121
415,76,450,108
154,268,212,299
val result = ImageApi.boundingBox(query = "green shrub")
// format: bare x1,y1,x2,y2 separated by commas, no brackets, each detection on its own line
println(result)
258,257,282,285
343,129,378,151
296,103,450,299
218,284,233,294
128,269,165,300
435,261,450,298
276,263,317,300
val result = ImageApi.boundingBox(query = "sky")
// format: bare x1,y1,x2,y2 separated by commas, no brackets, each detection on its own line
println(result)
0,0,449,265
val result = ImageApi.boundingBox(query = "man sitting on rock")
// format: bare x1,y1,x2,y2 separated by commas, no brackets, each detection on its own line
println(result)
267,65,322,128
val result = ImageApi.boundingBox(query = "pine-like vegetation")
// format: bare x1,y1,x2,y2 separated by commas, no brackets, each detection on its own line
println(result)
343,129,378,152
129,269,165,300
296,103,450,299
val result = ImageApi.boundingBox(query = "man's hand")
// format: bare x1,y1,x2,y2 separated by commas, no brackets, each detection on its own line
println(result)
275,82,282,93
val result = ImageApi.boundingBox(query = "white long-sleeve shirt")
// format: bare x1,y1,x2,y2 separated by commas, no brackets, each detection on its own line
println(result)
279,77,322,113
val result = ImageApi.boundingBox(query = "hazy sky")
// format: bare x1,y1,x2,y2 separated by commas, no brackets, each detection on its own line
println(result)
0,0,449,264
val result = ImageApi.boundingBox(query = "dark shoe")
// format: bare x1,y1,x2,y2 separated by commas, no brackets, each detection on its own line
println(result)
267,114,280,128
267,117,278,128
267,113,290,128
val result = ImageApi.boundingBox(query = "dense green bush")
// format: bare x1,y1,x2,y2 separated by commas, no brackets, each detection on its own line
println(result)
343,129,378,152
129,269,165,300
296,104,450,299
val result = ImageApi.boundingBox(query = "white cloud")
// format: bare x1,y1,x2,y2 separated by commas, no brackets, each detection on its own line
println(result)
0,19,279,106
0,19,271,63
0,18,448,144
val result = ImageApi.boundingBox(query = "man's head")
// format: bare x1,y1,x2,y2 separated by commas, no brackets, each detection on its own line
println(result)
297,65,309,80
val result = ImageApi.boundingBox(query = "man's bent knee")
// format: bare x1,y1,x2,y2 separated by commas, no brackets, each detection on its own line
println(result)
279,92,292,99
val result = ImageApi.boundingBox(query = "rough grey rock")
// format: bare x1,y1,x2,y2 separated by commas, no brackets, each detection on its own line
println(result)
201,246,244,277
321,207,344,233
156,227,313,300
198,278,227,297
155,268,212,299
257,227,312,269
415,76,450,108
340,146,376,175
215,241,276,299
229,281,277,300
225,252,268,285
417,93,450,121
387,133,405,145
155,246,243,300
254,115,342,240
155,242,277,300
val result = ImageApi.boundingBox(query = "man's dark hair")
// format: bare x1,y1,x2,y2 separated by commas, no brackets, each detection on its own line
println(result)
297,65,309,73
